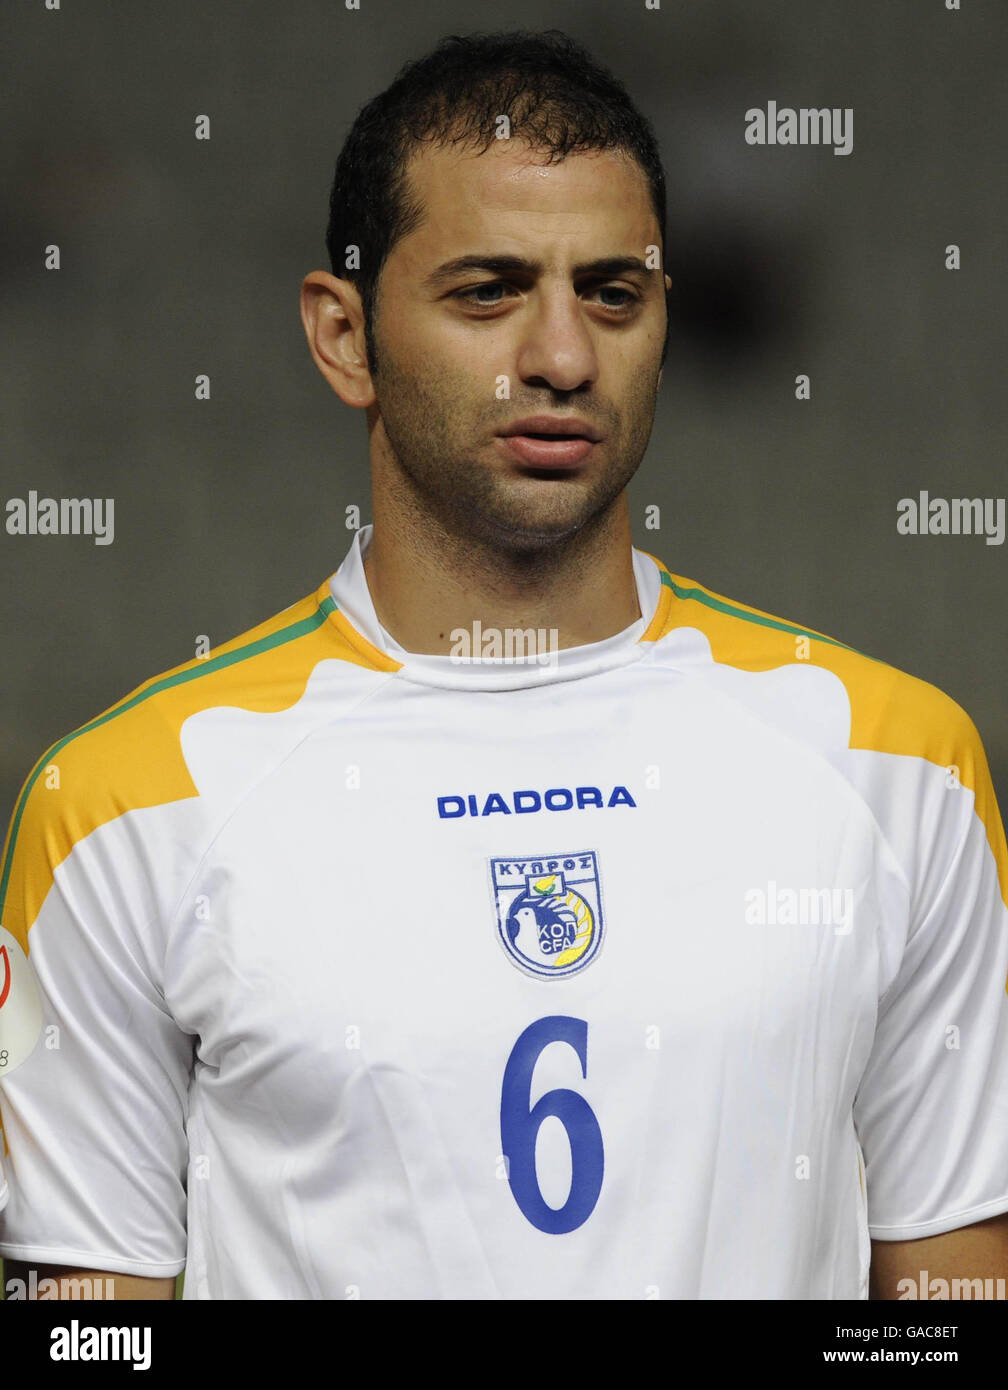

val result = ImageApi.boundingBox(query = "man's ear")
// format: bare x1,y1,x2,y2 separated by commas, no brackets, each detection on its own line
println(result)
300,271,376,408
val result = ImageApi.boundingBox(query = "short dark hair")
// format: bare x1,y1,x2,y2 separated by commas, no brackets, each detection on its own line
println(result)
325,29,669,374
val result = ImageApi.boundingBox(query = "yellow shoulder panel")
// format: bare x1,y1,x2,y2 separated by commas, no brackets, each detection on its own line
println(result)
0,582,400,951
642,555,1008,910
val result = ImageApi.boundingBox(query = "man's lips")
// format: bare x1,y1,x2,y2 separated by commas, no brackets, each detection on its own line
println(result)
496,415,603,469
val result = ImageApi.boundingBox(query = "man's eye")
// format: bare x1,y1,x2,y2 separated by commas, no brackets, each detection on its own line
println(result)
457,282,511,306
592,285,637,311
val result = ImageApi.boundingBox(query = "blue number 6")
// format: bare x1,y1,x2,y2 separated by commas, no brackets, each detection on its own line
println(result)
500,1016,604,1234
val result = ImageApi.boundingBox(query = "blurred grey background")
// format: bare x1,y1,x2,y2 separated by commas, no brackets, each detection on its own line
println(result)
1,0,1005,820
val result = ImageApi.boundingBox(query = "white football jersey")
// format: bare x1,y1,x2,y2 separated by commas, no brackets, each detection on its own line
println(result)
1,524,1006,1299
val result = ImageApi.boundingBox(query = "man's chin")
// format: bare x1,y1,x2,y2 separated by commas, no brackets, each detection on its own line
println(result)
462,504,602,555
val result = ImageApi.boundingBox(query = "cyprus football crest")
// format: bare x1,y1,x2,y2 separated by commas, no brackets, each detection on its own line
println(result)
491,851,605,978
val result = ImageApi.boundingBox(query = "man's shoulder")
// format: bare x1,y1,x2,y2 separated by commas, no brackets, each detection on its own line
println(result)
642,554,984,770
27,577,393,765
0,580,394,947
645,558,1008,906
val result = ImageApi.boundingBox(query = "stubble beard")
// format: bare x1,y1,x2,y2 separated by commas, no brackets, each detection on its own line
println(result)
371,344,661,559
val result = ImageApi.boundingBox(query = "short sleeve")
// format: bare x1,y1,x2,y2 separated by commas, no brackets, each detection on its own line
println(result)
0,748,193,1278
853,712,1008,1240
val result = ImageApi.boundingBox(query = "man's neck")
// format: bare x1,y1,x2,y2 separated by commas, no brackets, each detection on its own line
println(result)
362,499,641,658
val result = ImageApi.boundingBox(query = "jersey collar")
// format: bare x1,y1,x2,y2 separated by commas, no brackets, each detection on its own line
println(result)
325,524,666,690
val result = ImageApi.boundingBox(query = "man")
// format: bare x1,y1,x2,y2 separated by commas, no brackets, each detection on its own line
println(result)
1,30,1006,1301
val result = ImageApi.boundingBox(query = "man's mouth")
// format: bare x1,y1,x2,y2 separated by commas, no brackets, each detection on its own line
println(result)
496,416,603,469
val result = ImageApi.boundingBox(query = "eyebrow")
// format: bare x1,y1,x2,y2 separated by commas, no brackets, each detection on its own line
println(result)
422,253,655,290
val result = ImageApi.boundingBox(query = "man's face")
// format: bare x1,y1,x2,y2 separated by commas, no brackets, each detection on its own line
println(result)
369,139,667,552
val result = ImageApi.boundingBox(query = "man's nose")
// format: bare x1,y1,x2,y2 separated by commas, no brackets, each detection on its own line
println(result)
513,290,600,393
